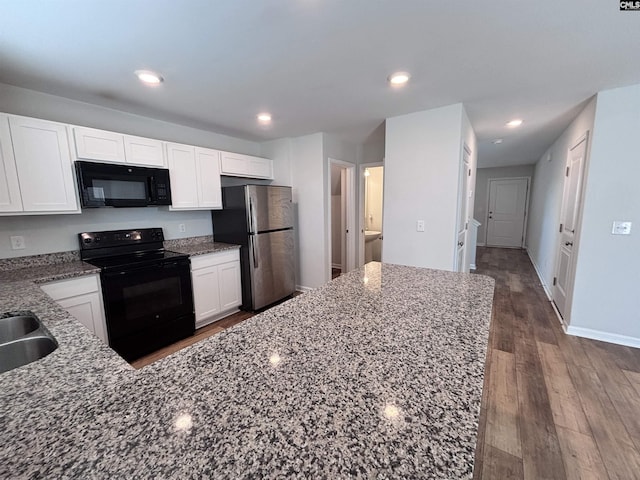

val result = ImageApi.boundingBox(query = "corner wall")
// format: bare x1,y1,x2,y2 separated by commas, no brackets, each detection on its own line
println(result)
383,103,465,271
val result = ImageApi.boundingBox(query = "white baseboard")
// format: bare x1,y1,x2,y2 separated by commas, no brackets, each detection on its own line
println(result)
296,285,314,293
526,249,553,301
477,242,486,247
331,263,342,270
470,263,476,270
565,325,640,349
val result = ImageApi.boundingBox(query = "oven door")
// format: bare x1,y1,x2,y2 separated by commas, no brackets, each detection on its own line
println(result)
101,258,195,360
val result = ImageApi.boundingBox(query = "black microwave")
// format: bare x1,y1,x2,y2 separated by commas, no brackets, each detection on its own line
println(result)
75,161,172,208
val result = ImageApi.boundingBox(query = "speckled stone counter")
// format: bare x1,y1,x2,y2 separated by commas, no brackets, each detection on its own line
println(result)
165,236,241,257
1,262,494,479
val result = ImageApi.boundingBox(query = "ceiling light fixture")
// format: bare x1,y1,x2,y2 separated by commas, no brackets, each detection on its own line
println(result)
506,119,523,128
492,139,503,144
257,113,272,124
135,70,164,86
388,71,411,86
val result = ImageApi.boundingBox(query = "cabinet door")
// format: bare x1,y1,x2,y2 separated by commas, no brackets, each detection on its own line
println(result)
73,126,126,162
195,147,222,209
10,116,79,212
248,156,274,179
192,265,222,323
124,135,165,167
0,115,23,212
57,292,108,343
218,261,241,310
167,143,199,209
220,152,250,176
220,152,273,179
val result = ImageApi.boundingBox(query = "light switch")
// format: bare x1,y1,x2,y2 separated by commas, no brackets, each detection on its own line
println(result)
416,220,425,232
611,221,632,235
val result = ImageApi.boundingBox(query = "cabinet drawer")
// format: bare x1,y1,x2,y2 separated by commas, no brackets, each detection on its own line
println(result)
40,274,100,301
190,250,239,270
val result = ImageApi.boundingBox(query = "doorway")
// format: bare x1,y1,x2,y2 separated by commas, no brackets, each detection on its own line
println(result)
359,163,384,265
552,132,589,321
328,159,355,280
485,177,530,248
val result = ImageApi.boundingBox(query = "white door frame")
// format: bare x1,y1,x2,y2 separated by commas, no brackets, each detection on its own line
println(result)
327,158,356,280
484,176,531,247
358,161,384,266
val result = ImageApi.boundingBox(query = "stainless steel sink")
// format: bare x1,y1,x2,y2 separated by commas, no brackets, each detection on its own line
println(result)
0,315,40,343
0,312,58,374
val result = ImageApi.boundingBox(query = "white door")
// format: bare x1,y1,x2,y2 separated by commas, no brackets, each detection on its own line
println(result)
553,134,588,319
166,143,198,209
195,147,222,209
455,148,471,272
486,178,529,247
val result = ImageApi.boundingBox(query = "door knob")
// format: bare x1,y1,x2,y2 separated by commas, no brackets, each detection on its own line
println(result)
458,241,464,247
565,241,573,246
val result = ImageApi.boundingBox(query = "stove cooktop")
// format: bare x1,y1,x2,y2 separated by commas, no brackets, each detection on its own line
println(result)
84,250,188,270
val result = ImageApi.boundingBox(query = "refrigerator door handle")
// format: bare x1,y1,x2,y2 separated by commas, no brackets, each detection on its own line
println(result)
251,236,259,269
248,198,256,233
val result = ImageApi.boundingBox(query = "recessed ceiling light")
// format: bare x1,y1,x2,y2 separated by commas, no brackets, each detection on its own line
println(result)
492,139,503,144
388,71,411,86
257,113,272,124
506,119,523,128
135,70,164,86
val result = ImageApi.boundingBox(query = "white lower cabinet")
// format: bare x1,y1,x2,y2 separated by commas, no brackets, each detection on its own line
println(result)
190,250,241,328
40,274,108,343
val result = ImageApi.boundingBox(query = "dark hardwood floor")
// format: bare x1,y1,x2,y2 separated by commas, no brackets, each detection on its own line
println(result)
131,250,640,479
474,247,640,480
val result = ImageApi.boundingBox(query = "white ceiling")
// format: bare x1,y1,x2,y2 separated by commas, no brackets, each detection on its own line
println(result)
1,0,639,168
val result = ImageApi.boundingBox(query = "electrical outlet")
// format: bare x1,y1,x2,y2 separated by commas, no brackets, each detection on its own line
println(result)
611,221,632,235
416,220,425,232
10,235,26,250
178,224,186,233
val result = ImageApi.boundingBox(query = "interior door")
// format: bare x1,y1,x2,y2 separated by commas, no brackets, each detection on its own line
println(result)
486,178,529,247
455,148,471,272
553,134,588,319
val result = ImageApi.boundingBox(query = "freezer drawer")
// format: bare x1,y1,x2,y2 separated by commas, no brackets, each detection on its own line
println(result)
248,229,295,310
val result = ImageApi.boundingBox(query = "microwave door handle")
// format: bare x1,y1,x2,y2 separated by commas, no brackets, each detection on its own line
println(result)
148,176,156,202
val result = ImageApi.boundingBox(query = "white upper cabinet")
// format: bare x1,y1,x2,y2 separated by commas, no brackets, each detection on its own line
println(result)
123,135,165,167
0,115,23,212
73,126,126,163
167,143,222,210
4,115,79,214
220,151,273,179
73,126,165,167
195,147,222,209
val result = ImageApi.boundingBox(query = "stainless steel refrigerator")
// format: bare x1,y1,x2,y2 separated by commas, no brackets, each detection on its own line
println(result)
212,185,295,311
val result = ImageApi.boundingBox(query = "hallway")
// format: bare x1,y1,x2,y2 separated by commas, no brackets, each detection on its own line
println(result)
473,247,640,479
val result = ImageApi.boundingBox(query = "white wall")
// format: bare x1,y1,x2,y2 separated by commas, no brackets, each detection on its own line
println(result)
474,164,535,244
330,164,342,266
383,103,466,271
569,84,640,342
527,97,597,293
0,83,265,259
290,133,325,289
260,137,293,186
0,208,211,258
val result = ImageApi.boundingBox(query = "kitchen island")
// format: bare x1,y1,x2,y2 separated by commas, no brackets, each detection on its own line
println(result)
1,262,494,479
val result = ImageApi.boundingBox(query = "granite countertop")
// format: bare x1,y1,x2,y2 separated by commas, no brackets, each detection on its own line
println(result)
0,262,494,479
165,238,241,257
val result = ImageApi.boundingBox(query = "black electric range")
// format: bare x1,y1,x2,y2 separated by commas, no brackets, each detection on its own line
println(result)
79,228,195,361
